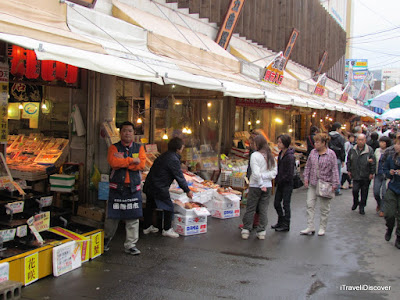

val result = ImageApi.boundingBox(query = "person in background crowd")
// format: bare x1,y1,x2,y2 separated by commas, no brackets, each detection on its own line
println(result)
272,134,295,232
104,121,146,255
368,132,380,152
301,133,339,236
306,126,319,157
374,136,391,217
143,137,193,238
242,135,277,240
341,133,355,189
353,126,362,137
382,137,400,249
328,122,346,196
347,134,376,215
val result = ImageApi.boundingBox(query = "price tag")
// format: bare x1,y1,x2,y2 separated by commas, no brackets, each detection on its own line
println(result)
24,252,39,286
5,201,24,214
16,225,27,238
39,196,53,208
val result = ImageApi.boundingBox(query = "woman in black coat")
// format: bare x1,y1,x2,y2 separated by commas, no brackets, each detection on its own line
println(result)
143,137,193,238
271,134,295,232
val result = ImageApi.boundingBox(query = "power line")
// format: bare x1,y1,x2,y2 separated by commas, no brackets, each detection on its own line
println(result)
349,46,400,57
349,34,400,45
347,26,400,40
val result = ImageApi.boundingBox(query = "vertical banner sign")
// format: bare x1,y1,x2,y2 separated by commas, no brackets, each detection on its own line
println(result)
340,83,350,103
313,51,328,81
313,73,327,96
215,0,246,49
283,28,300,68
0,63,9,143
262,51,285,85
24,252,39,286
90,231,102,259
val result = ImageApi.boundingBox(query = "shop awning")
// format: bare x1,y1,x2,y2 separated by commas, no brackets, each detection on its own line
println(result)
0,0,105,54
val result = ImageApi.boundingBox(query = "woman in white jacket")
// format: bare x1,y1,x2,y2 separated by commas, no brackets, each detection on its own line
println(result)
241,135,277,240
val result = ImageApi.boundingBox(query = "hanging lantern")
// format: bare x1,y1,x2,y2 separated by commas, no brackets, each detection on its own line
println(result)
10,45,26,78
41,60,56,81
65,65,78,84
25,50,40,79
55,61,67,81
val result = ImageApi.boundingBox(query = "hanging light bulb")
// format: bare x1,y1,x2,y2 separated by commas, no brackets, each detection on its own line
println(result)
18,103,23,110
207,102,212,107
289,128,293,133
41,102,47,109
256,120,261,124
137,117,143,124
247,120,251,125
182,127,188,133
187,128,192,134
162,130,169,140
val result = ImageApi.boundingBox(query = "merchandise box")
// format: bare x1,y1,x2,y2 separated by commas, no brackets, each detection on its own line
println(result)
208,199,240,210
49,174,75,186
50,185,74,193
211,208,240,219
174,213,207,225
173,203,210,217
77,205,105,222
173,214,207,236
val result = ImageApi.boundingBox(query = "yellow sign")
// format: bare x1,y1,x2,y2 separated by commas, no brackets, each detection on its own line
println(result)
24,252,39,286
262,52,285,85
33,211,50,232
90,232,102,259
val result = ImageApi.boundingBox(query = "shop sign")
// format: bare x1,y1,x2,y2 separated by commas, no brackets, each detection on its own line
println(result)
52,241,82,277
313,51,328,81
31,211,50,232
24,252,39,286
0,263,9,283
9,83,43,103
283,28,300,68
345,59,368,71
262,52,285,85
90,232,102,259
340,83,350,103
313,73,327,96
0,62,8,143
215,0,246,49
5,201,24,214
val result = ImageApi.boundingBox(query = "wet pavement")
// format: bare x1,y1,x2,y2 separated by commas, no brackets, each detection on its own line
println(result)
21,185,399,300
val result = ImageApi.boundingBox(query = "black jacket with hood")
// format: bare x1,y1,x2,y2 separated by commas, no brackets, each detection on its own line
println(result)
328,131,345,162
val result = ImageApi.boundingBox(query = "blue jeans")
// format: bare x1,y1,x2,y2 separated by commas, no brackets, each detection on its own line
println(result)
373,174,387,212
336,159,342,193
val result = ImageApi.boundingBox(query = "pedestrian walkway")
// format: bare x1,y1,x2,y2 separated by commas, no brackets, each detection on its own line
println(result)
21,186,398,300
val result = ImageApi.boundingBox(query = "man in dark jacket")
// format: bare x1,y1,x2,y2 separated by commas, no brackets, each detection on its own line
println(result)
143,137,193,238
306,126,319,157
329,122,346,196
347,134,376,215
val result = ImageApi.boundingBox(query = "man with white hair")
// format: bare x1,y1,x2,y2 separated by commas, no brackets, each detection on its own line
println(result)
347,134,376,215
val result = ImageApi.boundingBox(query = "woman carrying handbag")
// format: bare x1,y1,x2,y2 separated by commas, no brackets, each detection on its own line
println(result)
301,133,340,236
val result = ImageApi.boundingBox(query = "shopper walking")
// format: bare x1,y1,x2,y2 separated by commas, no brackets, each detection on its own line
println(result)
104,121,146,255
143,137,193,238
301,133,339,236
341,133,355,189
347,133,376,215
306,126,319,157
374,136,391,217
272,134,295,232
328,122,345,196
241,135,277,240
382,137,400,249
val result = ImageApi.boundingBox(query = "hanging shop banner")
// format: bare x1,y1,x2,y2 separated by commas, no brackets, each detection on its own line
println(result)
0,62,8,143
313,51,328,81
24,252,39,286
312,73,327,96
236,99,291,110
340,83,350,103
262,52,285,85
283,28,300,68
9,83,43,103
215,0,246,49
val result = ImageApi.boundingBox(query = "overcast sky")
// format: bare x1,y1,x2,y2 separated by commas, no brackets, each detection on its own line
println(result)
350,0,400,70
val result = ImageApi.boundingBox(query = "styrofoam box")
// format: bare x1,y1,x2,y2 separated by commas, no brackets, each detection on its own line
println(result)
50,185,74,192
174,213,207,225
49,174,75,186
210,199,240,210
173,203,210,217
173,214,207,236
211,208,240,219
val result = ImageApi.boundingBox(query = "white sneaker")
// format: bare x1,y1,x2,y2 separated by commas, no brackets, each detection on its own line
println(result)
241,229,250,240
143,225,159,235
162,228,179,238
256,231,266,240
318,228,325,236
300,228,316,235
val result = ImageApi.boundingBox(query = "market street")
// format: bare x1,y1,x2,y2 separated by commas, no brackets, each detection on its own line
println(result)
21,185,399,300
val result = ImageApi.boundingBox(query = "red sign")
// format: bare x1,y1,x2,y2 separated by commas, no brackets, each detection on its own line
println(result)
312,74,327,96
262,52,285,86
215,0,246,49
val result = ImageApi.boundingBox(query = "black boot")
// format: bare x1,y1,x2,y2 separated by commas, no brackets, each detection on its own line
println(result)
395,236,400,249
275,220,290,232
385,227,393,241
271,216,283,229
351,201,359,211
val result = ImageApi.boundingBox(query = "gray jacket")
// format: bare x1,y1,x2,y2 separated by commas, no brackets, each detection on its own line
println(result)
347,144,376,180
